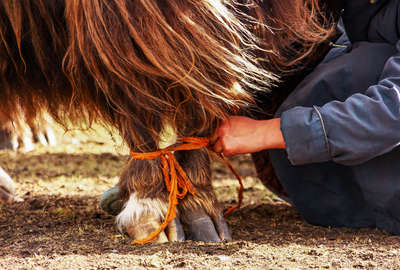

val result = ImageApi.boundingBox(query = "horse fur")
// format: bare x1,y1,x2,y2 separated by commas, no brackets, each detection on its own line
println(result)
0,0,337,235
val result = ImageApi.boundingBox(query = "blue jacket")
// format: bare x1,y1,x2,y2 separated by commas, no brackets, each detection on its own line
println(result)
282,0,400,166
269,0,400,233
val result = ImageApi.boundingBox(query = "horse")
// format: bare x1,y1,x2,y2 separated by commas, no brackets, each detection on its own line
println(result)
0,0,338,243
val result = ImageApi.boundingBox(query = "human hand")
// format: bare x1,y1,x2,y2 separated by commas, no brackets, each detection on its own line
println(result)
210,116,285,157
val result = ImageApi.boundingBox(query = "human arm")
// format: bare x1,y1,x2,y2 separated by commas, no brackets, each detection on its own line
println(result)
210,116,285,157
282,40,400,166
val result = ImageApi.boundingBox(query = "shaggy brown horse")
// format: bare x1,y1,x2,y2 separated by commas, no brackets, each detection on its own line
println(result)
0,0,339,242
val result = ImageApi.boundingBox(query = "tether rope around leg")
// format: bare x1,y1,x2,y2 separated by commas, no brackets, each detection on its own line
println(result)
129,137,244,244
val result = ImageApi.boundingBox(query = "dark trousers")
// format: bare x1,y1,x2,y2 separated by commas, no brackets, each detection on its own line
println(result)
268,35,400,233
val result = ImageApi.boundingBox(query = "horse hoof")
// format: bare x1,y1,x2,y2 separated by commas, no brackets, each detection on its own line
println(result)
100,186,124,216
125,214,169,243
181,208,232,242
107,190,230,243
125,216,185,243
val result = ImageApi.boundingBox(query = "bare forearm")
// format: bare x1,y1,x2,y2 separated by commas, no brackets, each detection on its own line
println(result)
259,118,286,150
211,116,286,157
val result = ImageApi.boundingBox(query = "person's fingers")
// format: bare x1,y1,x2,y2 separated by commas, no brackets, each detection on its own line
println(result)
210,120,230,147
209,128,221,147
212,139,223,154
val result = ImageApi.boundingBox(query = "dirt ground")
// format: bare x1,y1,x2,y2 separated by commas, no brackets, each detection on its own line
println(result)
1,127,400,270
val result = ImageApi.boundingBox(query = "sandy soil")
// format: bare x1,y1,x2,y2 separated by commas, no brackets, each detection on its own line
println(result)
1,127,400,270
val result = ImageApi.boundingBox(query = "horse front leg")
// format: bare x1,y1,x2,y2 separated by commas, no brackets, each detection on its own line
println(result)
172,118,231,241
114,121,185,243
174,147,232,241
110,123,230,242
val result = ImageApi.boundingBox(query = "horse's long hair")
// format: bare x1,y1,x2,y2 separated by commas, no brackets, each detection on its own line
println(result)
0,0,337,151
238,0,340,72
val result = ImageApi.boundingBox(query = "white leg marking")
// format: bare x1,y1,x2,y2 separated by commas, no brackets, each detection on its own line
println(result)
116,193,168,232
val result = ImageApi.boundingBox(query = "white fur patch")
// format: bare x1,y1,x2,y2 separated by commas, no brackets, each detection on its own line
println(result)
116,193,168,232
0,166,15,195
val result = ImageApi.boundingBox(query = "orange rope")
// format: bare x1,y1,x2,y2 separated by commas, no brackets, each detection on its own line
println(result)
130,136,244,244
218,153,244,216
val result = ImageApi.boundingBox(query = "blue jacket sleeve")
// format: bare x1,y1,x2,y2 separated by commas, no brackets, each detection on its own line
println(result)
281,40,400,166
